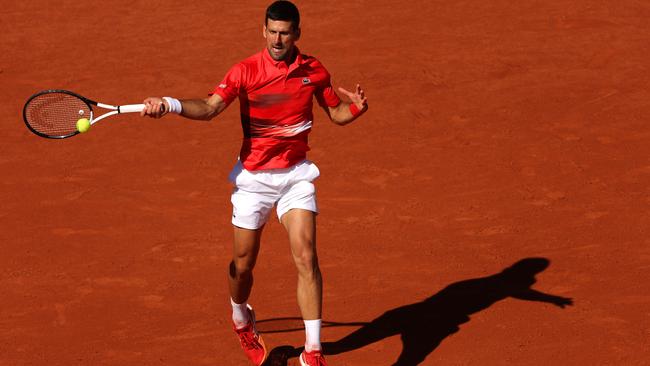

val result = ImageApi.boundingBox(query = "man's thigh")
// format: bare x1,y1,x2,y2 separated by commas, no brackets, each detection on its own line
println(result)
232,225,265,268
281,208,317,255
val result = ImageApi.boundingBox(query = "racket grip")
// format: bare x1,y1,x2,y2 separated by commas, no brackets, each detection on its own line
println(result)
119,102,165,114
120,104,147,113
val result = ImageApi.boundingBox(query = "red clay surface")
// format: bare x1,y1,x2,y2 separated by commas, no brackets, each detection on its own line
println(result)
1,1,649,365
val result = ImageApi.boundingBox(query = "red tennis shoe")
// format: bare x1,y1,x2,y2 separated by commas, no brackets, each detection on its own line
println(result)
233,305,267,365
299,349,327,366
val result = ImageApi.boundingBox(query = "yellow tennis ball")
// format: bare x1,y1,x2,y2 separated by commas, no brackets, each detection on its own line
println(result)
76,118,91,133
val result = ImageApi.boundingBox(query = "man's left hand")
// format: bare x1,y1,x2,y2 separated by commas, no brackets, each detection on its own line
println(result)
338,84,368,114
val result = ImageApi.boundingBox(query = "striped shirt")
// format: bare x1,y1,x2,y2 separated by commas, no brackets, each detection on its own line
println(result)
212,48,341,170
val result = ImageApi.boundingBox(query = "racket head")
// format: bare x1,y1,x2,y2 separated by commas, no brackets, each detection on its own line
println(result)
23,90,95,139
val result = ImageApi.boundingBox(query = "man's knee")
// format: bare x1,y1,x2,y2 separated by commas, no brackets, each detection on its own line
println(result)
230,259,254,278
292,245,319,274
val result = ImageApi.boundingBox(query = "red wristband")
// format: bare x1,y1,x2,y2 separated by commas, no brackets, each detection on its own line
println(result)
349,103,361,117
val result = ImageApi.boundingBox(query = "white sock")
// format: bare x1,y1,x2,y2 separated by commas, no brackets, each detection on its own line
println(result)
231,298,250,329
304,319,322,352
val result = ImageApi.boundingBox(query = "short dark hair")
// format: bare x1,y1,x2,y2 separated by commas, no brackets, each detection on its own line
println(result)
265,1,300,29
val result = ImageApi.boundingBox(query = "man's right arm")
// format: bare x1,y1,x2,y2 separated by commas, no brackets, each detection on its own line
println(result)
140,93,228,121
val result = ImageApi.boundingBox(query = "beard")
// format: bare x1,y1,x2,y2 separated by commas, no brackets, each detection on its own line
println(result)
268,44,293,61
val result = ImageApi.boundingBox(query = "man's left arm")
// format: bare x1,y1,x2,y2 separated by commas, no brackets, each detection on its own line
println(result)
325,84,368,126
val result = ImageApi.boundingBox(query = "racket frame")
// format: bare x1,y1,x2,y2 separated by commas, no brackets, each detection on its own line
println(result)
23,89,146,139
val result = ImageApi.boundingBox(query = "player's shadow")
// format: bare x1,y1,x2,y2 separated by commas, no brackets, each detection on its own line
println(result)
261,257,573,366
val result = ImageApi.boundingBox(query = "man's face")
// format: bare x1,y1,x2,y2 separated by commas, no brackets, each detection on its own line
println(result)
263,19,300,61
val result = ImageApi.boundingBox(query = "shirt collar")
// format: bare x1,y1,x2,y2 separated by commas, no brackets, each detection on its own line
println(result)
262,46,303,70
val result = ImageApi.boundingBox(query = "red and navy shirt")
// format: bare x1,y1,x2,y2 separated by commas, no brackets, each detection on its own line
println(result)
211,48,341,171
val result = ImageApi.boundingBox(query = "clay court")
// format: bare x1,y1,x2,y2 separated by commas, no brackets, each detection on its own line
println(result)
1,1,649,365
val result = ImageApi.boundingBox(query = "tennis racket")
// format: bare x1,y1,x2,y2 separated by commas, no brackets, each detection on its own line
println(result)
22,89,163,139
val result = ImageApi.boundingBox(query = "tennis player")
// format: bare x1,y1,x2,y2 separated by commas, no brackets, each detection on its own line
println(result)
141,1,367,365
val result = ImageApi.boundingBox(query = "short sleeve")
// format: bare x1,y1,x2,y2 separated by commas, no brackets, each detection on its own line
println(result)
315,72,341,108
210,64,244,105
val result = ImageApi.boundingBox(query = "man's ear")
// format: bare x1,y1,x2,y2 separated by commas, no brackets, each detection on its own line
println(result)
262,25,267,39
295,27,301,41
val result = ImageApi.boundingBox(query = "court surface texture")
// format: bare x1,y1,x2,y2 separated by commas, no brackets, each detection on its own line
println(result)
1,1,649,365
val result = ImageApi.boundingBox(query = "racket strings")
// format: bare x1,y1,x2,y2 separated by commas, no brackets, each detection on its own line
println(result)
24,93,91,137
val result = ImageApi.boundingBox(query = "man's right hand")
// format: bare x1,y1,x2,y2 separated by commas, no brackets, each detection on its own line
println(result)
141,97,168,118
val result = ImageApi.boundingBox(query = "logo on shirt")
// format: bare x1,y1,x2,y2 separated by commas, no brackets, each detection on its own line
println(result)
219,84,227,89
302,77,311,85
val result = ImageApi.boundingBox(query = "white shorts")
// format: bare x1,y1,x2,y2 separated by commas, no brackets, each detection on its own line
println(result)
228,160,320,230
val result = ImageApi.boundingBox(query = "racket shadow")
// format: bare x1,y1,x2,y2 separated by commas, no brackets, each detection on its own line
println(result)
263,257,573,366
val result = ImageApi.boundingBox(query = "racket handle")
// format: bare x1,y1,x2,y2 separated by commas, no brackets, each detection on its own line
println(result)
120,104,146,113
119,102,165,114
